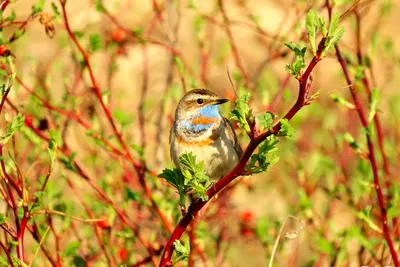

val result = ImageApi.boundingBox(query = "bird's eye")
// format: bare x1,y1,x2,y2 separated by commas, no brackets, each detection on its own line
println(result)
196,98,204,104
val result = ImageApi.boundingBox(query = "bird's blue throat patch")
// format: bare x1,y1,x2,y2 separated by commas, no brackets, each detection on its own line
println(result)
182,105,221,132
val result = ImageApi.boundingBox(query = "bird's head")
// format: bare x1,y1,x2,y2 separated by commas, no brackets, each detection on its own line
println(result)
175,89,229,134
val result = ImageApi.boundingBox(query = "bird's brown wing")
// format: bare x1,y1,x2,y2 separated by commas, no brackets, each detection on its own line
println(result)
223,117,243,159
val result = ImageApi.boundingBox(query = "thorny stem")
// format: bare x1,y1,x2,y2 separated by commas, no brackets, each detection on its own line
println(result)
334,44,399,267
159,38,325,267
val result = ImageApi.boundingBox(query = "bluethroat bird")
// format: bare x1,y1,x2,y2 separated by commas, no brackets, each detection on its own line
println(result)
170,89,243,180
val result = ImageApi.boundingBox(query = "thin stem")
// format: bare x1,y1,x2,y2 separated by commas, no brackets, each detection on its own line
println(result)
59,1,172,234
0,239,14,267
334,44,399,267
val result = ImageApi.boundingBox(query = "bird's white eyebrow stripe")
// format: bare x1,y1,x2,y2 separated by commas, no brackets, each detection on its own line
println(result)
185,94,215,101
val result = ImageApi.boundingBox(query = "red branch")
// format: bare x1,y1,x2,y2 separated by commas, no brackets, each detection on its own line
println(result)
59,1,172,234
158,39,325,267
334,45,399,267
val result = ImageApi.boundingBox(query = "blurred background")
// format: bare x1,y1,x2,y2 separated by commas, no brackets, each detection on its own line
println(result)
1,0,400,266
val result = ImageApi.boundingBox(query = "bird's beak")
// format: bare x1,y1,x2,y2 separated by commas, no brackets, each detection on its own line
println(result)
213,98,229,105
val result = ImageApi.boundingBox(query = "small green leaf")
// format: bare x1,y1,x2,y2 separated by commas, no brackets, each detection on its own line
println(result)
246,135,279,173
0,113,25,145
173,240,190,264
368,88,379,122
47,131,58,172
124,188,141,202
32,0,45,15
95,0,106,13
59,152,77,171
179,153,210,201
158,168,187,206
284,42,307,78
63,241,80,257
317,237,334,254
30,191,44,214
0,214,6,225
89,33,102,52
322,12,345,57
330,94,355,109
357,206,382,233
113,109,132,127
257,112,276,131
51,2,60,18
73,31,84,39
278,119,294,137
229,93,252,133
305,9,318,56
6,9,16,22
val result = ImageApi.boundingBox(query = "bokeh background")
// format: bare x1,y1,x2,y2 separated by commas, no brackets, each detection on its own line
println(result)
1,0,400,266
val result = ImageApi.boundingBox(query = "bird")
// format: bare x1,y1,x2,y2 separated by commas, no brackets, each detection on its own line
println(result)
170,89,243,180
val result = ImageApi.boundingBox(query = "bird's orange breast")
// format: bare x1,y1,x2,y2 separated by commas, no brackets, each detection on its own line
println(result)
176,134,215,146
191,116,218,125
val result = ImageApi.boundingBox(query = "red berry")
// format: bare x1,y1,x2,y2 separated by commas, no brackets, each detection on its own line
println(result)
112,28,127,43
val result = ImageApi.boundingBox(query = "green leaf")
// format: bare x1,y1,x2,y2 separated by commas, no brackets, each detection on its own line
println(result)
6,9,16,22
116,227,134,239
305,9,318,56
172,240,190,264
89,33,102,52
51,2,60,18
257,112,276,131
317,237,334,254
316,16,328,36
158,168,187,206
30,191,44,214
0,257,9,267
322,12,345,57
330,94,355,109
229,93,252,133
193,15,204,33
113,109,132,127
159,169,185,191
357,206,382,233
124,188,141,202
95,0,106,13
179,153,210,201
32,0,45,15
0,114,25,145
284,42,307,78
278,119,294,137
0,214,6,225
246,135,279,173
63,241,80,257
73,31,84,39
284,42,307,57
59,152,77,171
72,256,86,267
368,88,379,122
47,131,58,172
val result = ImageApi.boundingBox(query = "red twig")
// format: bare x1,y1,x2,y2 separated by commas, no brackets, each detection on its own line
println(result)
66,177,115,266
354,10,391,186
59,1,172,234
0,239,14,267
334,45,399,267
0,0,10,11
16,207,28,264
